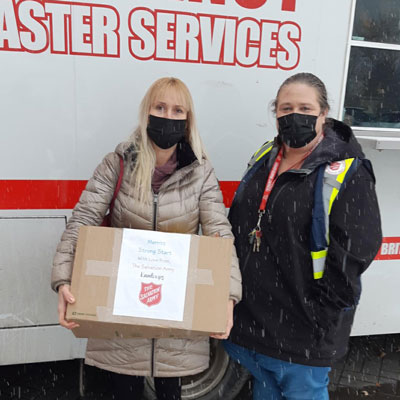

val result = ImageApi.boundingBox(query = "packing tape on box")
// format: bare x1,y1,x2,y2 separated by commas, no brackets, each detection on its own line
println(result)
182,236,199,330
86,260,115,276
103,229,123,321
193,268,214,285
97,305,114,321
85,229,122,277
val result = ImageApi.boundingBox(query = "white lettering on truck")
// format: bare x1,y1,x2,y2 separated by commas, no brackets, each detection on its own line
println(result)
1,0,301,69
128,8,301,69
0,0,120,56
380,242,400,256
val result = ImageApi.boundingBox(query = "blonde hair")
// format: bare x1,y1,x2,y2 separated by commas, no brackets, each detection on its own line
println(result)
130,77,206,204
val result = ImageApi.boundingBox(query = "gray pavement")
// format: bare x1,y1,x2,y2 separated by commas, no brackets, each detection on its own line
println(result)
1,334,400,399
329,334,400,399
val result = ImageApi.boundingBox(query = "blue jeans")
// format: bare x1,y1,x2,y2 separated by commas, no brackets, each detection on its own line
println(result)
224,341,330,400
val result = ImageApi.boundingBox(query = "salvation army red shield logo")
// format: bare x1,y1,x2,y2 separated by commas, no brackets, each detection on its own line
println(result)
326,161,346,175
139,282,162,307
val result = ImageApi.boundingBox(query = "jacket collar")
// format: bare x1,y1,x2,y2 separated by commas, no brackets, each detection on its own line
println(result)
177,140,198,169
157,141,201,191
302,119,365,171
116,139,198,169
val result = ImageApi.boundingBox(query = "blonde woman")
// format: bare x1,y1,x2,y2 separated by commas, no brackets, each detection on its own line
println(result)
52,77,242,400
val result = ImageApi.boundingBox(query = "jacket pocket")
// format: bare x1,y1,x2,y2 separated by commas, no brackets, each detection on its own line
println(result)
334,307,355,343
317,306,356,356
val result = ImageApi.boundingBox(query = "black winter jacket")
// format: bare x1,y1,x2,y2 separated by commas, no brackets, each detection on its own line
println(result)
228,120,382,367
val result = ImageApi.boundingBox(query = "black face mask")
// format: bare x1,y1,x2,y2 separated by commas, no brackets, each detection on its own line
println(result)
277,113,318,148
147,115,186,149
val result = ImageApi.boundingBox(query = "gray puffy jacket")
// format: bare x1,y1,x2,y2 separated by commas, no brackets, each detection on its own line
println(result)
51,141,242,377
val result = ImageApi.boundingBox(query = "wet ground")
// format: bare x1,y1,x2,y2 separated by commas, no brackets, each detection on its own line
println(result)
329,334,400,399
1,334,399,399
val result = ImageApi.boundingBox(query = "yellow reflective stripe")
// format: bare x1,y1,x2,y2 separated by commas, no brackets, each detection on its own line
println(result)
337,158,354,184
314,271,324,279
311,250,328,259
255,144,274,161
327,158,355,214
312,158,356,281
328,187,339,214
253,141,274,161
252,144,266,158
255,148,273,162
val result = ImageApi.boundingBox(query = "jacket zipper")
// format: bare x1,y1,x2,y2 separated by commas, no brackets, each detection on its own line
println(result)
266,180,290,218
150,192,158,377
152,193,158,231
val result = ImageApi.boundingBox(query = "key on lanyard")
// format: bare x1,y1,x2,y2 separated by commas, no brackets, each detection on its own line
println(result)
254,228,262,252
249,211,264,252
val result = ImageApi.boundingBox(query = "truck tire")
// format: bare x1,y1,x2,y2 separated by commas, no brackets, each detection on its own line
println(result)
143,339,250,400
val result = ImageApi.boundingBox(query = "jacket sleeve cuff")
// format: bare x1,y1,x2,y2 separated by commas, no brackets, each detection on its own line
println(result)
229,279,242,305
53,280,71,293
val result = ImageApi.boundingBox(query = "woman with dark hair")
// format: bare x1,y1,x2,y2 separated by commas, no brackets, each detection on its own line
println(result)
52,77,241,400
224,72,382,400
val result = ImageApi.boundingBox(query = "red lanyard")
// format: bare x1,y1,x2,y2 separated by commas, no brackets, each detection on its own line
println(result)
259,147,283,212
249,148,283,252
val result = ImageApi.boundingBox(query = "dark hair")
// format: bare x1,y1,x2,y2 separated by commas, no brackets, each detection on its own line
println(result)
272,72,330,114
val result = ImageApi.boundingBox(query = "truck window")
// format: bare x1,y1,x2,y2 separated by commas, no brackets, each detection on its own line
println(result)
342,0,400,129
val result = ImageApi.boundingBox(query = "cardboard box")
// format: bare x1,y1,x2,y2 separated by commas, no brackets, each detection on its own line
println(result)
67,226,232,339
